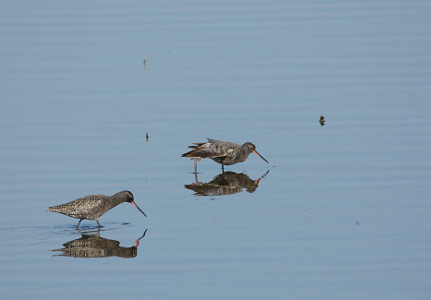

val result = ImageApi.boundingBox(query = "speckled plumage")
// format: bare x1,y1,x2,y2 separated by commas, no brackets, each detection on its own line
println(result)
49,190,146,228
182,138,268,173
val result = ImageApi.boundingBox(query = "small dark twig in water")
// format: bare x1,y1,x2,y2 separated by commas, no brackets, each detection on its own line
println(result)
143,53,147,71
319,115,325,126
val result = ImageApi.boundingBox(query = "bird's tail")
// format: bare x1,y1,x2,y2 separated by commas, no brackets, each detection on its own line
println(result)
48,205,63,213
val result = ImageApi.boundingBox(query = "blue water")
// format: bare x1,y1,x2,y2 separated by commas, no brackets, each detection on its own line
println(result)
1,1,431,299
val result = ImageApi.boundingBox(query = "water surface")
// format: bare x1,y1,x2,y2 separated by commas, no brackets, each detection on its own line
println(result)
1,1,431,299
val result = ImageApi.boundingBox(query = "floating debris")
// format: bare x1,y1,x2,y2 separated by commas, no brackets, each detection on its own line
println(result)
142,53,147,71
319,115,325,126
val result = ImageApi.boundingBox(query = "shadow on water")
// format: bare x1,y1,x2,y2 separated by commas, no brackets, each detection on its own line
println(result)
51,229,148,258
185,170,269,197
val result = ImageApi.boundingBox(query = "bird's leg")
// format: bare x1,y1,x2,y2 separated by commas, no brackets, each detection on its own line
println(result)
222,164,225,173
96,219,101,227
76,219,82,229
194,159,198,174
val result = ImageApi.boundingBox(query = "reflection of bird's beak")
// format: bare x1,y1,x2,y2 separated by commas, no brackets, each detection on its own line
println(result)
253,150,269,163
135,229,148,247
131,200,147,217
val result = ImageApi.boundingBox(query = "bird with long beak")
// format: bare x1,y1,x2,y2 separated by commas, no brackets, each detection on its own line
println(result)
182,138,269,173
48,191,146,229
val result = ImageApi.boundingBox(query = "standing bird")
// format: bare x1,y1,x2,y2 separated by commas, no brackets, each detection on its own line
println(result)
182,138,269,173
48,190,146,229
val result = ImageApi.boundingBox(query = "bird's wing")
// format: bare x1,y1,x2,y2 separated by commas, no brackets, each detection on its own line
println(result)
72,195,106,210
182,140,227,159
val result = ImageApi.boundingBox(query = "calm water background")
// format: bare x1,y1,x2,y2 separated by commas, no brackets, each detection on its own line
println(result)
1,0,431,299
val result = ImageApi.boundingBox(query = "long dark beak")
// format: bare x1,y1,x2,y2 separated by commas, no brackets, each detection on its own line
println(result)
131,200,147,217
253,150,269,163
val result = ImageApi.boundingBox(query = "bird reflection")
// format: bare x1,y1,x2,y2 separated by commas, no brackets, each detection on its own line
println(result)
185,170,269,196
52,229,148,258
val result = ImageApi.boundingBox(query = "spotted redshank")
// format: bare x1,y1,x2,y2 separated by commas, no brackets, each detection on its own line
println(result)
48,190,146,228
182,138,269,173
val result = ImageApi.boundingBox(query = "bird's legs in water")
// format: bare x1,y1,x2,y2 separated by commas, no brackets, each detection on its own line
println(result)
75,219,101,229
222,164,225,173
76,219,83,229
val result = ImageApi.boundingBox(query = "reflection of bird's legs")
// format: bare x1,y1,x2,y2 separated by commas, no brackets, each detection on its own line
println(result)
194,171,199,184
96,219,101,227
76,219,83,229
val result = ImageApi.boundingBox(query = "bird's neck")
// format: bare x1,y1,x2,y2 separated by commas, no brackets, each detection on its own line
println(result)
236,147,251,162
111,192,129,206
